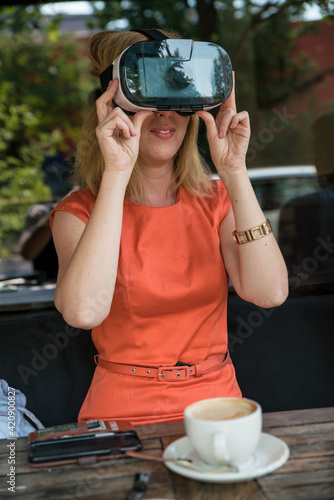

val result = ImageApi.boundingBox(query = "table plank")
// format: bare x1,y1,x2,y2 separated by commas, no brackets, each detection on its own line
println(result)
261,483,334,500
278,455,334,474
264,421,334,442
264,422,334,460
0,444,177,499
136,421,185,439
172,473,266,500
263,407,334,428
260,468,334,489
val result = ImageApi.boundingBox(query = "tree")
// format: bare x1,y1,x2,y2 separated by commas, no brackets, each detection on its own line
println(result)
87,0,333,166
0,5,92,255
88,0,332,101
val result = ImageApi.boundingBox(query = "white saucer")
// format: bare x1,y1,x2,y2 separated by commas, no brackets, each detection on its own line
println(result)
163,433,289,483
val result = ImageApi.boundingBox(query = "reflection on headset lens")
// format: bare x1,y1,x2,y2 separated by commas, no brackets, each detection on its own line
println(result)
119,39,233,112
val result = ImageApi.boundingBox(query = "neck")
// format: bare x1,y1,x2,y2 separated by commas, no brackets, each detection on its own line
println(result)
138,161,177,207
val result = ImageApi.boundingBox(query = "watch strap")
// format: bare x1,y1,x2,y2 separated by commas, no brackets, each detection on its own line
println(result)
233,219,272,244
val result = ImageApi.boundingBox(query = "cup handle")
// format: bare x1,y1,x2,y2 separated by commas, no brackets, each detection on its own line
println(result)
213,431,230,463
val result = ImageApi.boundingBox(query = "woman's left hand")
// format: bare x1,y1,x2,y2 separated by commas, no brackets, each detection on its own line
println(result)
196,73,250,181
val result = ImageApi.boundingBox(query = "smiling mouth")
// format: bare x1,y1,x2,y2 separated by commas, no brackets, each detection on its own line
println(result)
153,129,174,134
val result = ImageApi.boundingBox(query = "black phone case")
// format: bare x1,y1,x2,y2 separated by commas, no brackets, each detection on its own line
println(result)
28,420,142,467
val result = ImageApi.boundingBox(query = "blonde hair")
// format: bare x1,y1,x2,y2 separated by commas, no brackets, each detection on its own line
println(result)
74,29,213,201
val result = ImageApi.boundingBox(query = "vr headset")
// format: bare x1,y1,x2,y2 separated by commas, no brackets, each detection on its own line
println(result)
100,29,233,116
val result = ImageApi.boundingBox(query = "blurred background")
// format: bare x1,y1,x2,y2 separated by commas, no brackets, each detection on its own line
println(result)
0,0,333,427
0,0,333,287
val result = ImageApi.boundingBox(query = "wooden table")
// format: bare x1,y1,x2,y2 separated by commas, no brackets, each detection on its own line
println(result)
1,407,333,499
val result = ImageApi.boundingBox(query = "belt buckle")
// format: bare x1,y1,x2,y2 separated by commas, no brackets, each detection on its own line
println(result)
158,365,189,381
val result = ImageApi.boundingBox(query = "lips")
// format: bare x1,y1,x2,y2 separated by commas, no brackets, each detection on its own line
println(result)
150,127,175,139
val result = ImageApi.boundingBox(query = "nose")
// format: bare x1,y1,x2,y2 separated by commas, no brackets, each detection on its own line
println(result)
154,110,174,118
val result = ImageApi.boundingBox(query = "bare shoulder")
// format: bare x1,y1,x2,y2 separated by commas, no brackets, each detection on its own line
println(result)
53,210,86,239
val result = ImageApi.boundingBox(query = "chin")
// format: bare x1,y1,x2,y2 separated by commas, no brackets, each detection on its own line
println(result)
141,148,179,165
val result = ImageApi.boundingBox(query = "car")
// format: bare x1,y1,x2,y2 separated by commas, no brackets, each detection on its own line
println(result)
214,165,318,236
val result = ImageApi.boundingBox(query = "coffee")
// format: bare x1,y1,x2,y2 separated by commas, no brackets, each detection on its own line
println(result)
189,399,256,421
184,397,262,466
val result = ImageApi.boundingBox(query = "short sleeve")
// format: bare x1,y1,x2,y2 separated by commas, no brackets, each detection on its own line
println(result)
50,188,96,231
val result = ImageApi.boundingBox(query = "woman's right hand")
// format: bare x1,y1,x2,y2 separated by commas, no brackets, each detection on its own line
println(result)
95,79,152,174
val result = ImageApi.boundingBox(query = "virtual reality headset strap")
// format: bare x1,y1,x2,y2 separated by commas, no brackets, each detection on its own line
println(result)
99,29,169,93
130,29,169,41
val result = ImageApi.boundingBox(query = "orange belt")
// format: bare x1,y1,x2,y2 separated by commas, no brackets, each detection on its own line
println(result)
94,352,231,382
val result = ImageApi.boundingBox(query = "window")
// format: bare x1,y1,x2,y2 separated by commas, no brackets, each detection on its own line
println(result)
0,1,333,297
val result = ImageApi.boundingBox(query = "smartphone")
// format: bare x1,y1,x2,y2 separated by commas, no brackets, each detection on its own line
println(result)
28,420,142,467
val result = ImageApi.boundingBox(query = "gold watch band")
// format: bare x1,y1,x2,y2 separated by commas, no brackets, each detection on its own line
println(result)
232,219,272,245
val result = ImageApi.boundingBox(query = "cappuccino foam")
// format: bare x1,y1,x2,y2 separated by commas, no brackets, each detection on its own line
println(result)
190,399,256,421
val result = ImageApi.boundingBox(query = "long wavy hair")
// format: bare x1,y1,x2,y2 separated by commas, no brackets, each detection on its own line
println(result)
74,29,213,201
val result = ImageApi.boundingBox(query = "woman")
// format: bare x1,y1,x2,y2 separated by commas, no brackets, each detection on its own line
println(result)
50,29,288,425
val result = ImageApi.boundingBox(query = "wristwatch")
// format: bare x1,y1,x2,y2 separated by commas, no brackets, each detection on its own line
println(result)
232,219,272,245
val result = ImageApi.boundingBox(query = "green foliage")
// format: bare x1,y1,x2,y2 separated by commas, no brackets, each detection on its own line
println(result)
87,0,333,168
253,14,319,109
0,96,58,254
1,0,333,257
0,5,93,256
88,0,196,37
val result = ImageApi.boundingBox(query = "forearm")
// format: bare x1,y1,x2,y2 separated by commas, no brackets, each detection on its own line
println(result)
55,170,130,328
198,87,288,305
223,168,288,307
55,82,151,328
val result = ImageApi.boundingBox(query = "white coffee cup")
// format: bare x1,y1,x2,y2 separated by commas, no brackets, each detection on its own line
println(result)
184,397,262,467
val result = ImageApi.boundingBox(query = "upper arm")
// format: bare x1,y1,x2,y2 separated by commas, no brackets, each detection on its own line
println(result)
52,210,86,283
219,207,241,292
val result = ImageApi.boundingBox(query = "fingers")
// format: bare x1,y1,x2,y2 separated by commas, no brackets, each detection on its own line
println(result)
197,109,249,139
214,71,237,136
230,111,249,130
132,110,153,133
96,107,137,141
196,110,217,141
198,72,241,139
217,109,250,138
96,79,119,124
96,108,153,143
219,71,236,114
96,79,153,140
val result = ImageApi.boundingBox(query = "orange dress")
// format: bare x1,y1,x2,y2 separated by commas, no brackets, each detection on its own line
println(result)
50,180,242,425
